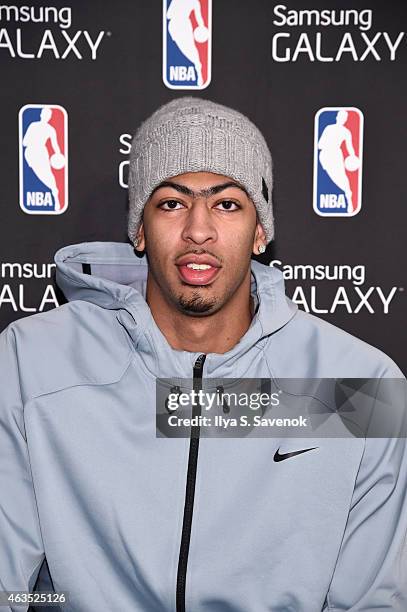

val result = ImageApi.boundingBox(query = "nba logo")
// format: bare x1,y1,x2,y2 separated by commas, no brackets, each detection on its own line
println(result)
19,104,68,215
313,107,363,217
163,0,212,90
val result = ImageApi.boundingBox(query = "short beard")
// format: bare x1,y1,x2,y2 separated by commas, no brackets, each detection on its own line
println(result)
177,289,218,314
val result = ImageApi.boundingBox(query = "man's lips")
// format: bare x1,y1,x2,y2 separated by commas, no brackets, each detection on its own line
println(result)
176,254,221,267
175,254,221,286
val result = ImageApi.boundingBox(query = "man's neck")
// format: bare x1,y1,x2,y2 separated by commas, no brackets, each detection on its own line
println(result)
146,276,254,354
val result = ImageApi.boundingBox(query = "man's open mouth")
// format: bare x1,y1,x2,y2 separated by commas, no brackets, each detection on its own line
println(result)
175,255,221,286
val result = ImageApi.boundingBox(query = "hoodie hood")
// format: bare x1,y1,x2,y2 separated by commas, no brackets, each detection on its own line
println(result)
54,242,298,377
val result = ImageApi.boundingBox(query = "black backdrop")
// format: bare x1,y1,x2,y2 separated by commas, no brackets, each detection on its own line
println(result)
1,0,406,373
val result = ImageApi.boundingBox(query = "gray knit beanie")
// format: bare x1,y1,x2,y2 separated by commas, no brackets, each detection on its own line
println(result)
128,97,274,243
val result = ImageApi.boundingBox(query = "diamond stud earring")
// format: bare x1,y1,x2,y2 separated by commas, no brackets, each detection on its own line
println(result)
258,244,266,254
133,237,139,249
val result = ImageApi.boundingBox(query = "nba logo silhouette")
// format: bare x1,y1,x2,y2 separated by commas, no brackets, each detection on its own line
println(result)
163,0,212,90
19,104,68,215
313,107,363,217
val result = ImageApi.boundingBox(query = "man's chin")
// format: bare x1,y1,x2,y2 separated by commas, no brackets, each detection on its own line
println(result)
177,289,219,315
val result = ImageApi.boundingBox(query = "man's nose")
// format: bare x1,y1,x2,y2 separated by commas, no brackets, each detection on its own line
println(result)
181,201,217,245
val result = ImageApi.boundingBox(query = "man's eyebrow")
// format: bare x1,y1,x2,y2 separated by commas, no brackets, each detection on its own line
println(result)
149,181,249,199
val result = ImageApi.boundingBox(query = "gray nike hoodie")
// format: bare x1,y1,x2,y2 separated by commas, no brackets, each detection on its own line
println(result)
0,241,406,612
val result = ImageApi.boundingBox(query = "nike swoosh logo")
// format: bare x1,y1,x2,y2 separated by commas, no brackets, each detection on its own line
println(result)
273,447,318,462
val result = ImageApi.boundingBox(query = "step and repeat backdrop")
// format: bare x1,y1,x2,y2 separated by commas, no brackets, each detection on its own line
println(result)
0,0,406,372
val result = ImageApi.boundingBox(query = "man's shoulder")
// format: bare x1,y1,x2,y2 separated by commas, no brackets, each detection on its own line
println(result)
2,300,134,402
8,299,122,343
269,307,403,378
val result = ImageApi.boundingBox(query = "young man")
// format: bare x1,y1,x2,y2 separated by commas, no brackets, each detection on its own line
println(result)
0,97,406,611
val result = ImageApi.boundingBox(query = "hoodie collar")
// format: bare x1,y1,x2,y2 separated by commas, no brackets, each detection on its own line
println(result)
55,242,298,377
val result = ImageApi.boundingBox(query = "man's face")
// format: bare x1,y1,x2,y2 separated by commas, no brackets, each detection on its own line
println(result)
136,172,266,316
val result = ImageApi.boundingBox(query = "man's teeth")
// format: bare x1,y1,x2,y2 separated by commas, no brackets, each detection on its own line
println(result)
186,263,212,270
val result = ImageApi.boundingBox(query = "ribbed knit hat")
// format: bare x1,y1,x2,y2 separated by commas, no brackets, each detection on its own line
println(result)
128,97,274,243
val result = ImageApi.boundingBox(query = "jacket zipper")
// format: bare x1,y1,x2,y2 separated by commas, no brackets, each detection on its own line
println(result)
176,353,206,612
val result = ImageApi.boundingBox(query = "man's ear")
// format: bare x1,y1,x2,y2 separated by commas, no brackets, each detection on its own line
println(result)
135,222,146,251
252,220,267,255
